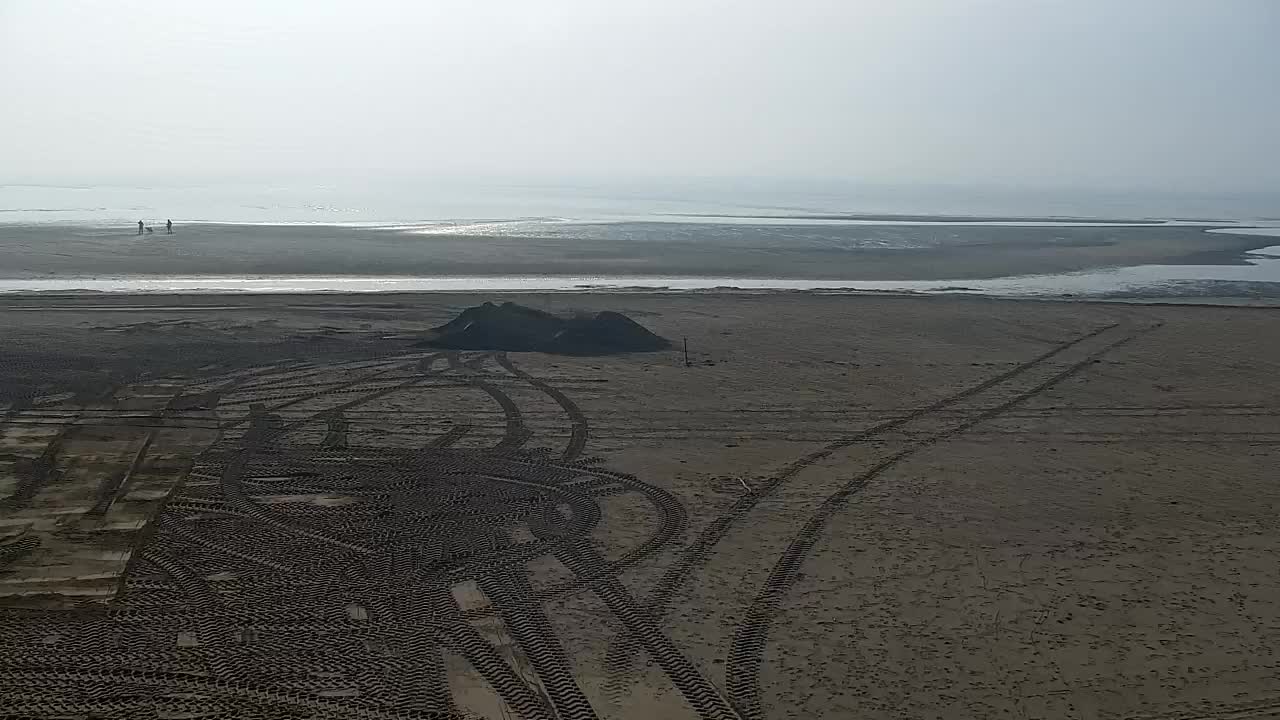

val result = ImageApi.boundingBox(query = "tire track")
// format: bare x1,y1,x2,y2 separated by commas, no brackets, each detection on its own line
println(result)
0,669,458,720
0,425,72,513
556,539,742,720
136,548,239,679
1125,697,1280,720
83,431,155,521
219,359,419,430
0,536,40,569
429,424,473,448
391,590,456,717
161,522,295,573
606,322,1127,690
448,353,530,454
228,358,414,392
1,347,680,716
216,445,371,550
273,352,448,437
479,569,598,720
218,422,372,555
466,459,687,596
723,322,1157,719
430,587,556,720
495,352,589,461
169,362,294,411
652,323,1121,602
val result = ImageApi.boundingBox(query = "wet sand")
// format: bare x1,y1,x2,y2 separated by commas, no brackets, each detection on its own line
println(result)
2,292,1279,719
670,212,1175,223
0,221,1266,281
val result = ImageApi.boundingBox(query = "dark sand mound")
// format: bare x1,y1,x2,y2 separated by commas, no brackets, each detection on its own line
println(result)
415,302,670,355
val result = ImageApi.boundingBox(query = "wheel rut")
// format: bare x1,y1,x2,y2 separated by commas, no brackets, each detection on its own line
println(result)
605,322,1131,690
722,322,1158,718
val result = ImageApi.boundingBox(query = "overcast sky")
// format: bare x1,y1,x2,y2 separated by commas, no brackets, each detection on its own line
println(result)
1,0,1276,191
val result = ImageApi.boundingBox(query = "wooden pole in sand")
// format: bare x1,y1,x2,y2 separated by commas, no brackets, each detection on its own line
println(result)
683,337,690,367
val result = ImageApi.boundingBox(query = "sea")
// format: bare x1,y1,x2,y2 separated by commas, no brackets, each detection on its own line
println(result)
2,179,1279,299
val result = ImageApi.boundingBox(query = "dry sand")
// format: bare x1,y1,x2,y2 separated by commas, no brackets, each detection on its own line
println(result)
1,292,1278,719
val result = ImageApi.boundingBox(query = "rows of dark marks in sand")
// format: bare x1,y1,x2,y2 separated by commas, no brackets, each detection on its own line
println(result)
167,359,320,412
218,414,373,554
479,568,599,719
208,353,462,432
83,430,156,522
201,353,450,454
0,423,73,513
723,322,1161,719
270,352,453,436
216,359,420,425
384,456,701,715
227,359,405,394
604,321,1126,690
0,669,454,720
104,356,456,605
357,572,455,716
428,422,473,448
556,538,743,720
389,355,708,716
422,581,557,720
0,536,40,569
436,458,689,630
1123,695,1280,720
2,342,721,717
3,359,348,718
12,358,560,712
469,347,680,598
95,471,551,711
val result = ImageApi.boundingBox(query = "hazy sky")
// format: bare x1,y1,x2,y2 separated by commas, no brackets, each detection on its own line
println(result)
2,0,1277,191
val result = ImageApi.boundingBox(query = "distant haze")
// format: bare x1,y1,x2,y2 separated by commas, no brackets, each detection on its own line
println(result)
2,1,1277,193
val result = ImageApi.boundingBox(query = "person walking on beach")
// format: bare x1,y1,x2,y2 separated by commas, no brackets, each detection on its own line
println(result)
137,220,144,235
166,219,173,234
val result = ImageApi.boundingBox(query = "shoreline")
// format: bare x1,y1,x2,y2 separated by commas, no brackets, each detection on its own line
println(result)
1,220,1278,306
660,212,1221,224
0,220,1272,282
2,234,1280,303
5,287,1280,311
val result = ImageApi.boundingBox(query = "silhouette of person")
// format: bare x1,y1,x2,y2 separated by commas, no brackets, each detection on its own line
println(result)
137,220,144,235
166,219,173,235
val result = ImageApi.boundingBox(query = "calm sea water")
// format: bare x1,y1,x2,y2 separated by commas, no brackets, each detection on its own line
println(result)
4,179,1278,226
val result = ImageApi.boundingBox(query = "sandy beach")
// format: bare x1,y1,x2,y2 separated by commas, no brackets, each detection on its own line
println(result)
2,291,1279,719
6,0,1278,715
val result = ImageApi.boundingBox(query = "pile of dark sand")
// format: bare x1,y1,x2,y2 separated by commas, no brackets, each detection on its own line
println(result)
415,302,670,355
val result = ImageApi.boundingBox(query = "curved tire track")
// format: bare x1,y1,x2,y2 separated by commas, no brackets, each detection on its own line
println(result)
495,352,589,461
447,353,531,454
723,322,1158,719
605,322,1127,689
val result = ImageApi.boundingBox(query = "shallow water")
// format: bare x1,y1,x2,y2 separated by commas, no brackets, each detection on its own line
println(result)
5,180,1276,226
